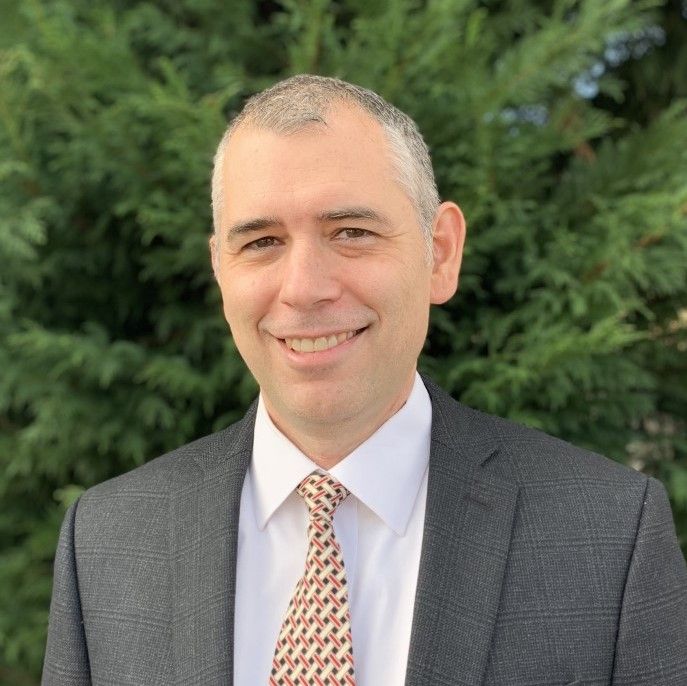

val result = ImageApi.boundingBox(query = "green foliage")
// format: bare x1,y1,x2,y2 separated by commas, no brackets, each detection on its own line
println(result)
1,0,685,681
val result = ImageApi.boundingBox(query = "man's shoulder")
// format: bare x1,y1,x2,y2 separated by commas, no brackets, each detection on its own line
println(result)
78,404,256,512
424,375,647,490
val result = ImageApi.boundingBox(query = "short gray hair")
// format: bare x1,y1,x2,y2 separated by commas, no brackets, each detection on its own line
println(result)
211,75,439,254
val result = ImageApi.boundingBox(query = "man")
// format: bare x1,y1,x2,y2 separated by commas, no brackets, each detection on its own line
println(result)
43,75,686,685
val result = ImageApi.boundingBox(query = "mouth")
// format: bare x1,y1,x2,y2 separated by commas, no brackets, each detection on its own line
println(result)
281,328,367,353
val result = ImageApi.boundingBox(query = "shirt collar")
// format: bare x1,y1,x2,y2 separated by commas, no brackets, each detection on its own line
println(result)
249,372,432,536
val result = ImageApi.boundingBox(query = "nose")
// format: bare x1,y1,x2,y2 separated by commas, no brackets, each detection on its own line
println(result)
278,239,342,310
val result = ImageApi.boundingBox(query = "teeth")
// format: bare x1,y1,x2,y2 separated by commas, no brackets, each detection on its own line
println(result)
285,330,360,353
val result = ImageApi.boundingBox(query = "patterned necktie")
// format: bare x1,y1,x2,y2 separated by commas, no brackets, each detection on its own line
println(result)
270,472,356,686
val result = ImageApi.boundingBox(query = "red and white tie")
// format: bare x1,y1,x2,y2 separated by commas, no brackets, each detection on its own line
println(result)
270,472,356,685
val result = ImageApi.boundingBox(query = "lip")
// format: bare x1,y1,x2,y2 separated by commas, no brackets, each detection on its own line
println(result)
275,327,365,340
275,327,367,367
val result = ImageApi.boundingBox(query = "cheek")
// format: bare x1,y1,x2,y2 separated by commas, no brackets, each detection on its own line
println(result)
218,270,269,324
378,271,431,349
365,262,431,314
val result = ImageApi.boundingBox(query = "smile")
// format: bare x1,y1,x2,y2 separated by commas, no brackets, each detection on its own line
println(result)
283,329,364,353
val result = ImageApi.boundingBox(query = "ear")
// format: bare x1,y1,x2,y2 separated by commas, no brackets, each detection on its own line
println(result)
430,201,466,305
209,234,220,280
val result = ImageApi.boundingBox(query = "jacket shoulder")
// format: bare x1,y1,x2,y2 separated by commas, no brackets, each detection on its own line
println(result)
424,374,646,489
75,405,255,530
90,405,254,493
490,409,644,487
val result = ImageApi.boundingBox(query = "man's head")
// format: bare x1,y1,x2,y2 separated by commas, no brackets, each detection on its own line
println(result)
212,75,440,258
210,75,465,461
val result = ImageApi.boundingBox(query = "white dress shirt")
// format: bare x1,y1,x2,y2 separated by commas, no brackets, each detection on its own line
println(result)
234,372,431,685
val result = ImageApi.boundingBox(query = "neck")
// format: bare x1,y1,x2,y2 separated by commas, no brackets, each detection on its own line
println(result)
263,376,415,469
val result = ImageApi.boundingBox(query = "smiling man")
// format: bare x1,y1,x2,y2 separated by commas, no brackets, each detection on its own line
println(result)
44,76,686,686
210,97,462,468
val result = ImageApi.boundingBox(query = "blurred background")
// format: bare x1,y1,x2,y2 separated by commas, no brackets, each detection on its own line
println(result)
1,0,686,682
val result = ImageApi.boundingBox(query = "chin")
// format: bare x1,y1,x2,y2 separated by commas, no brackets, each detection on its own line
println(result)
293,395,357,426
271,381,364,427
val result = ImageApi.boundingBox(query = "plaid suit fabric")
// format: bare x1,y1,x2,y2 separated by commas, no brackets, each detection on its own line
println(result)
270,473,355,686
42,377,687,685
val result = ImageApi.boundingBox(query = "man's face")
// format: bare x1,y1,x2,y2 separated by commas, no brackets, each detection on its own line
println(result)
211,104,451,438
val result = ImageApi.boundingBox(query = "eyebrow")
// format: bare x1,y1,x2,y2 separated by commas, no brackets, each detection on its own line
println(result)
224,205,390,240
317,206,391,225
225,216,283,239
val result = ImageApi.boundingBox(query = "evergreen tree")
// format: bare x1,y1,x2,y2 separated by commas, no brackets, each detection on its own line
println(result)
1,1,685,681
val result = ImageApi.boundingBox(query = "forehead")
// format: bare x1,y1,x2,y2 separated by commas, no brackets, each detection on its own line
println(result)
219,105,412,227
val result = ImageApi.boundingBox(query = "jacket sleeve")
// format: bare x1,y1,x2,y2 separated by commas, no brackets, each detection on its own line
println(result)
612,476,687,685
42,499,92,685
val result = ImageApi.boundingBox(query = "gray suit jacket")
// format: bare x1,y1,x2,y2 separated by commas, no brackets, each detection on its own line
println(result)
43,376,687,685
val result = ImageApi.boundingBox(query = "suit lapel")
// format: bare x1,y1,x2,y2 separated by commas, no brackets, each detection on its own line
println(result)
405,378,519,686
170,404,255,685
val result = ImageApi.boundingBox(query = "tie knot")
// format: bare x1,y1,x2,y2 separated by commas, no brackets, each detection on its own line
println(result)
297,473,349,520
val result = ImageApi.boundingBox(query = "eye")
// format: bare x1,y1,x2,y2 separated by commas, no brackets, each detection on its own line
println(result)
243,236,280,251
336,227,373,240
